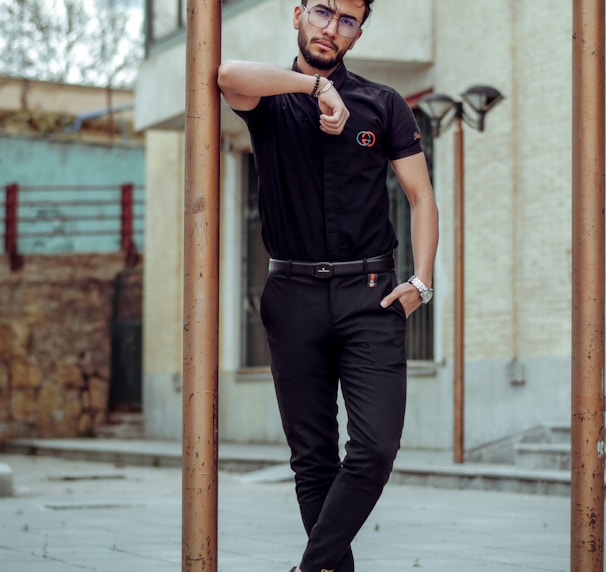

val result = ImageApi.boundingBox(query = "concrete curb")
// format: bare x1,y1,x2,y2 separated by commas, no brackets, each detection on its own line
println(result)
1,437,575,497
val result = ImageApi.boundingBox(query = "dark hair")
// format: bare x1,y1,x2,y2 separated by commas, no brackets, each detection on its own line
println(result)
301,0,374,25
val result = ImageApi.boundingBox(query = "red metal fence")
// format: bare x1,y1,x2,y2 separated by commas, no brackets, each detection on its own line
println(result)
2,183,144,270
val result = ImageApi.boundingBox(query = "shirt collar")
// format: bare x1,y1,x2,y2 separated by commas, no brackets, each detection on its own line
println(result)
292,58,348,91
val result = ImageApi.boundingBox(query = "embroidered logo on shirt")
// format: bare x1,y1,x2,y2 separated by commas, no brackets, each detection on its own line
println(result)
413,131,422,141
356,131,376,148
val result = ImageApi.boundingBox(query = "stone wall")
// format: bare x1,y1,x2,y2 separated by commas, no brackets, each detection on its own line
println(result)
0,254,142,439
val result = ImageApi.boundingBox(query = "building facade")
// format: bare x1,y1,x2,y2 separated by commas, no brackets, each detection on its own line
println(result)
135,0,574,452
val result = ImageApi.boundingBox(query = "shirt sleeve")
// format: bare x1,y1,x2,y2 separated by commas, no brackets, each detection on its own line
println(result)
232,96,271,127
385,91,423,161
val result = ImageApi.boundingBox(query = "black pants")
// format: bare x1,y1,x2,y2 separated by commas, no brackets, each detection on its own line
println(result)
260,271,407,572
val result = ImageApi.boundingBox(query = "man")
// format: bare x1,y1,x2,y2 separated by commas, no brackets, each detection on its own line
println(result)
218,1,438,571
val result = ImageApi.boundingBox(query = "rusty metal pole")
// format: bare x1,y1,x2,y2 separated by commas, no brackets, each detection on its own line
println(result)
120,183,136,265
453,112,465,464
4,183,23,271
571,0,605,570
4,184,17,259
182,1,222,571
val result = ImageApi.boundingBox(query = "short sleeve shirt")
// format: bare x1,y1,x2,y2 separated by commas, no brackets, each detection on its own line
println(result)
235,61,422,262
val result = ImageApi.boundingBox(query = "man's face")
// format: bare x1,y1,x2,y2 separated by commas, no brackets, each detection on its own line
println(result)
295,0,365,71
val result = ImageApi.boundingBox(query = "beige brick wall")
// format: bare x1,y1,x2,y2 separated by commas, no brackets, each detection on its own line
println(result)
433,0,572,362
512,0,572,358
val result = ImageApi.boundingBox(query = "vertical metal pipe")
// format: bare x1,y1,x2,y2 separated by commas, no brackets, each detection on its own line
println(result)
5,183,21,271
4,184,17,257
182,1,221,571
571,1,605,570
120,183,134,252
453,115,465,464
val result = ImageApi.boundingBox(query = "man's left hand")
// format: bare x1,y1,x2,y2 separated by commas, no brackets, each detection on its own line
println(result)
380,282,422,317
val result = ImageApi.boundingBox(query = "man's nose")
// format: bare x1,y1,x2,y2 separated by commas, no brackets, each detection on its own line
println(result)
322,16,339,36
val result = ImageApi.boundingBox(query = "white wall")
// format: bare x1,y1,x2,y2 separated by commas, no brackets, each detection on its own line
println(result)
143,130,185,439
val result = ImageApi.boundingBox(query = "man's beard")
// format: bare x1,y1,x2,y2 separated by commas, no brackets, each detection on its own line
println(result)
298,30,346,71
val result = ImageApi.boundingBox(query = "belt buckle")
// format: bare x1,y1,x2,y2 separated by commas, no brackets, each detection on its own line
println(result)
313,262,334,278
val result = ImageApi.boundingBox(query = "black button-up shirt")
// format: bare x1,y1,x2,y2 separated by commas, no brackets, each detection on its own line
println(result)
235,61,422,262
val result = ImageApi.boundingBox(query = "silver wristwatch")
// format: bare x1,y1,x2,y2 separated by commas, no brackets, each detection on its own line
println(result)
407,275,434,304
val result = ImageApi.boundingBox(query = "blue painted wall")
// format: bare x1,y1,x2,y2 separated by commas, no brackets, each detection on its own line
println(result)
0,135,145,254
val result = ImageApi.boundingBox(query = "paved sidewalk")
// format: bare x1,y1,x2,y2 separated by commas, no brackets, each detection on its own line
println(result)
0,453,569,572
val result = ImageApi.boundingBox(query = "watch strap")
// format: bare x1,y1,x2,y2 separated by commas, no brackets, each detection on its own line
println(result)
408,275,433,304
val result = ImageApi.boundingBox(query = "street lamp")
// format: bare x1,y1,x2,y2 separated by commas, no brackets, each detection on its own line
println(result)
418,85,504,464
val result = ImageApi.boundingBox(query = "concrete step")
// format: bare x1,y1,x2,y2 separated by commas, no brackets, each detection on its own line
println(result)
390,460,571,497
95,411,144,439
514,442,571,471
520,424,570,445
466,424,572,471
547,424,571,444
513,424,571,471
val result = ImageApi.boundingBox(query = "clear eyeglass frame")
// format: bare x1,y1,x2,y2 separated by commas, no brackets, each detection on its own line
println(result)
302,4,362,38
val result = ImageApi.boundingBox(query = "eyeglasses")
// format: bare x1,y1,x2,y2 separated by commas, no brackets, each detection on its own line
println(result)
302,4,362,38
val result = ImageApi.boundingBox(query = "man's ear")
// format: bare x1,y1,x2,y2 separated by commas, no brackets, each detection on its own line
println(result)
347,29,363,51
293,5,303,30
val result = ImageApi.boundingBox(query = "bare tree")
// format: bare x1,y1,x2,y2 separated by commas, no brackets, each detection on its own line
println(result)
0,0,144,88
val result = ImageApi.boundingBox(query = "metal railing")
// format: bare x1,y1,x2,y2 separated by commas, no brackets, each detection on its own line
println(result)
2,183,144,270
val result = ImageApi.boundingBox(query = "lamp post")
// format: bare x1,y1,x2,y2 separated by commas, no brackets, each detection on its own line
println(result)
418,86,504,464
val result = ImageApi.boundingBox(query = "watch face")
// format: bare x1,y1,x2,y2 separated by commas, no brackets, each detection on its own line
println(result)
421,289,433,304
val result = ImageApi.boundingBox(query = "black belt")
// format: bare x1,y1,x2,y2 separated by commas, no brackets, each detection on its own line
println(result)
268,252,395,279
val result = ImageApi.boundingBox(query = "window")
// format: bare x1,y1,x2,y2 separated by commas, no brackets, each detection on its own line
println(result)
145,0,250,52
387,108,434,360
240,108,435,367
146,0,183,43
241,154,270,368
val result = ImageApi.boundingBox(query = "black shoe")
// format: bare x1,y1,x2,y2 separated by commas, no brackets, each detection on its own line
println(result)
289,568,296,572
